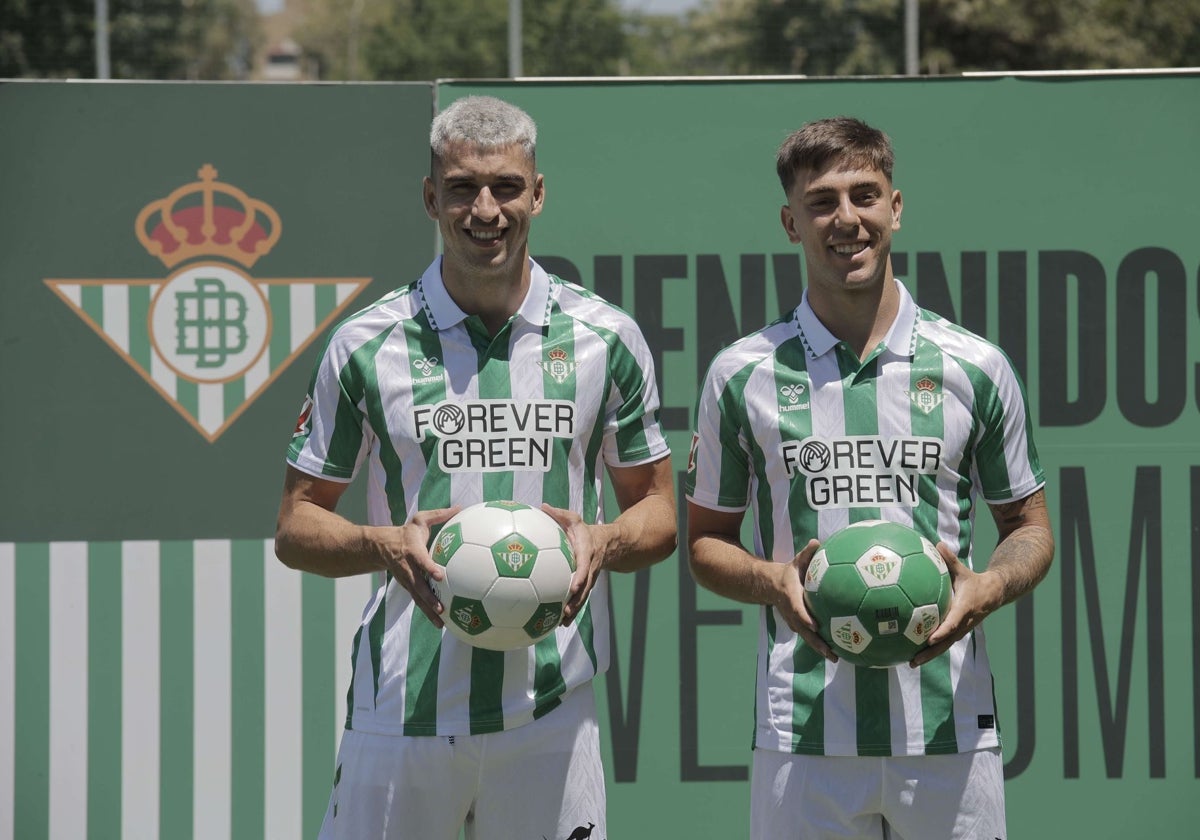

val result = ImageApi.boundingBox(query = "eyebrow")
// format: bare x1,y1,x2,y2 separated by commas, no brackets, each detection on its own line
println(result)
803,179,883,199
442,173,528,187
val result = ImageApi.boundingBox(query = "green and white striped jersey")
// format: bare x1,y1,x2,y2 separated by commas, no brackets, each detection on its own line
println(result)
287,258,669,737
686,280,1044,757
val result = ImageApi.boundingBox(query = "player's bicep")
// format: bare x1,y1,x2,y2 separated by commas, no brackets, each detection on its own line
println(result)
988,487,1050,543
280,464,350,516
686,501,744,546
607,455,674,514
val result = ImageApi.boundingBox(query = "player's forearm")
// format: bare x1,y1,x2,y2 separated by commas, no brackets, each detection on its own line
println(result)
981,521,1055,608
981,489,1055,608
275,502,382,579
594,491,678,573
688,535,784,607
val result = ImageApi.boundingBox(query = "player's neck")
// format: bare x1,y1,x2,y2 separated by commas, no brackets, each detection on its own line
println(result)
442,259,532,337
809,274,899,362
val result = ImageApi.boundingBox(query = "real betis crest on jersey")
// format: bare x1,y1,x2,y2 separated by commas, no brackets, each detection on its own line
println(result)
44,164,371,442
905,376,946,415
538,347,576,384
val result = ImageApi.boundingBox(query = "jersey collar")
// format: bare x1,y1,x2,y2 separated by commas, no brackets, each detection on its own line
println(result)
793,278,919,361
417,257,553,332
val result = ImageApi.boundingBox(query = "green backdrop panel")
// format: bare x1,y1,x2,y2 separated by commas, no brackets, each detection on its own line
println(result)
442,75,1200,839
2,74,1198,839
0,80,436,541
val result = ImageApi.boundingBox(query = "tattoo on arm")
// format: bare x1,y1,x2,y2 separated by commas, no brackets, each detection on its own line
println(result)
987,489,1055,606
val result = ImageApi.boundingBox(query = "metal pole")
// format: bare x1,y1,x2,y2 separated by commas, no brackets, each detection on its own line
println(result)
95,0,110,79
904,0,918,76
348,0,365,81
508,0,522,78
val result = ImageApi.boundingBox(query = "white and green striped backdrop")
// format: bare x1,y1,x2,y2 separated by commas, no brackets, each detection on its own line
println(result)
0,541,375,840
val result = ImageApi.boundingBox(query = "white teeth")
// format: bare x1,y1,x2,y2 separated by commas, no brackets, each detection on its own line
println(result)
833,242,866,255
469,229,502,241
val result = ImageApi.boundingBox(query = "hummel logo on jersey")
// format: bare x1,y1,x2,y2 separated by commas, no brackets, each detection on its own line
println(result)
779,435,943,509
412,355,440,377
780,383,806,403
778,382,809,412
538,347,577,384
905,376,946,415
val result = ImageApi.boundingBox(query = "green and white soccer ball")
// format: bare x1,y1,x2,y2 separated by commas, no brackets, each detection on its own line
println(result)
429,500,576,652
803,519,952,668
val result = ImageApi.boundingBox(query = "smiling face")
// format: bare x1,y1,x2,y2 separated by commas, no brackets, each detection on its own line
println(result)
781,161,902,300
423,139,545,292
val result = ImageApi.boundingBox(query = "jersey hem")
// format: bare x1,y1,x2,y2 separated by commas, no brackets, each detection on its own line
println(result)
286,454,355,482
754,729,1002,757
982,477,1045,505
346,687,582,737
609,443,672,469
683,492,749,514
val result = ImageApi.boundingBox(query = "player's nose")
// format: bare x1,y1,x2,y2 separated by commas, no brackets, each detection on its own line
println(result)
834,195,860,227
472,186,500,221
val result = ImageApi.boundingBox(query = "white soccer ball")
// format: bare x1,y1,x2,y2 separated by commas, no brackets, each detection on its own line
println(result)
429,500,576,651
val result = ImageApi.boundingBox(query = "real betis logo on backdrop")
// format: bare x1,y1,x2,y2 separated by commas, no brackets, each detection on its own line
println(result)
44,164,372,442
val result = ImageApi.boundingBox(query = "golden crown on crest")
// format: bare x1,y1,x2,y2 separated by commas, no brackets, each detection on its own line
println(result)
135,164,282,269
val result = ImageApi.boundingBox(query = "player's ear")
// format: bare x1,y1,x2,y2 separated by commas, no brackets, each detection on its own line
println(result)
891,189,902,230
781,204,802,244
422,176,439,221
531,173,545,217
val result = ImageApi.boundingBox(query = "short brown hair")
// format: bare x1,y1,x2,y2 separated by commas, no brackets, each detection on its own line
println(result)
776,116,894,194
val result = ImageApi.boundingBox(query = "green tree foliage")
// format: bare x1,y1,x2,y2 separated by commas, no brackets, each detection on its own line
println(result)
696,0,903,76
298,0,627,81
0,0,262,79
689,0,1200,76
180,0,263,78
621,7,713,75
921,0,1200,73
4,0,1196,80
1,0,95,77
525,0,625,76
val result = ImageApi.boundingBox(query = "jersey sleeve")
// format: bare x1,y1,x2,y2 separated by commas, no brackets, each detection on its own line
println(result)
600,322,670,468
972,348,1045,504
685,356,753,512
285,328,374,482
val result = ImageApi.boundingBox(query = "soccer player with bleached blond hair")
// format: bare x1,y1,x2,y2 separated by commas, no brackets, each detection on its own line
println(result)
277,96,676,840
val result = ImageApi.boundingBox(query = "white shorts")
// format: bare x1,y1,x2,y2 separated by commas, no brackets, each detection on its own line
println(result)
750,747,1006,840
318,685,606,840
